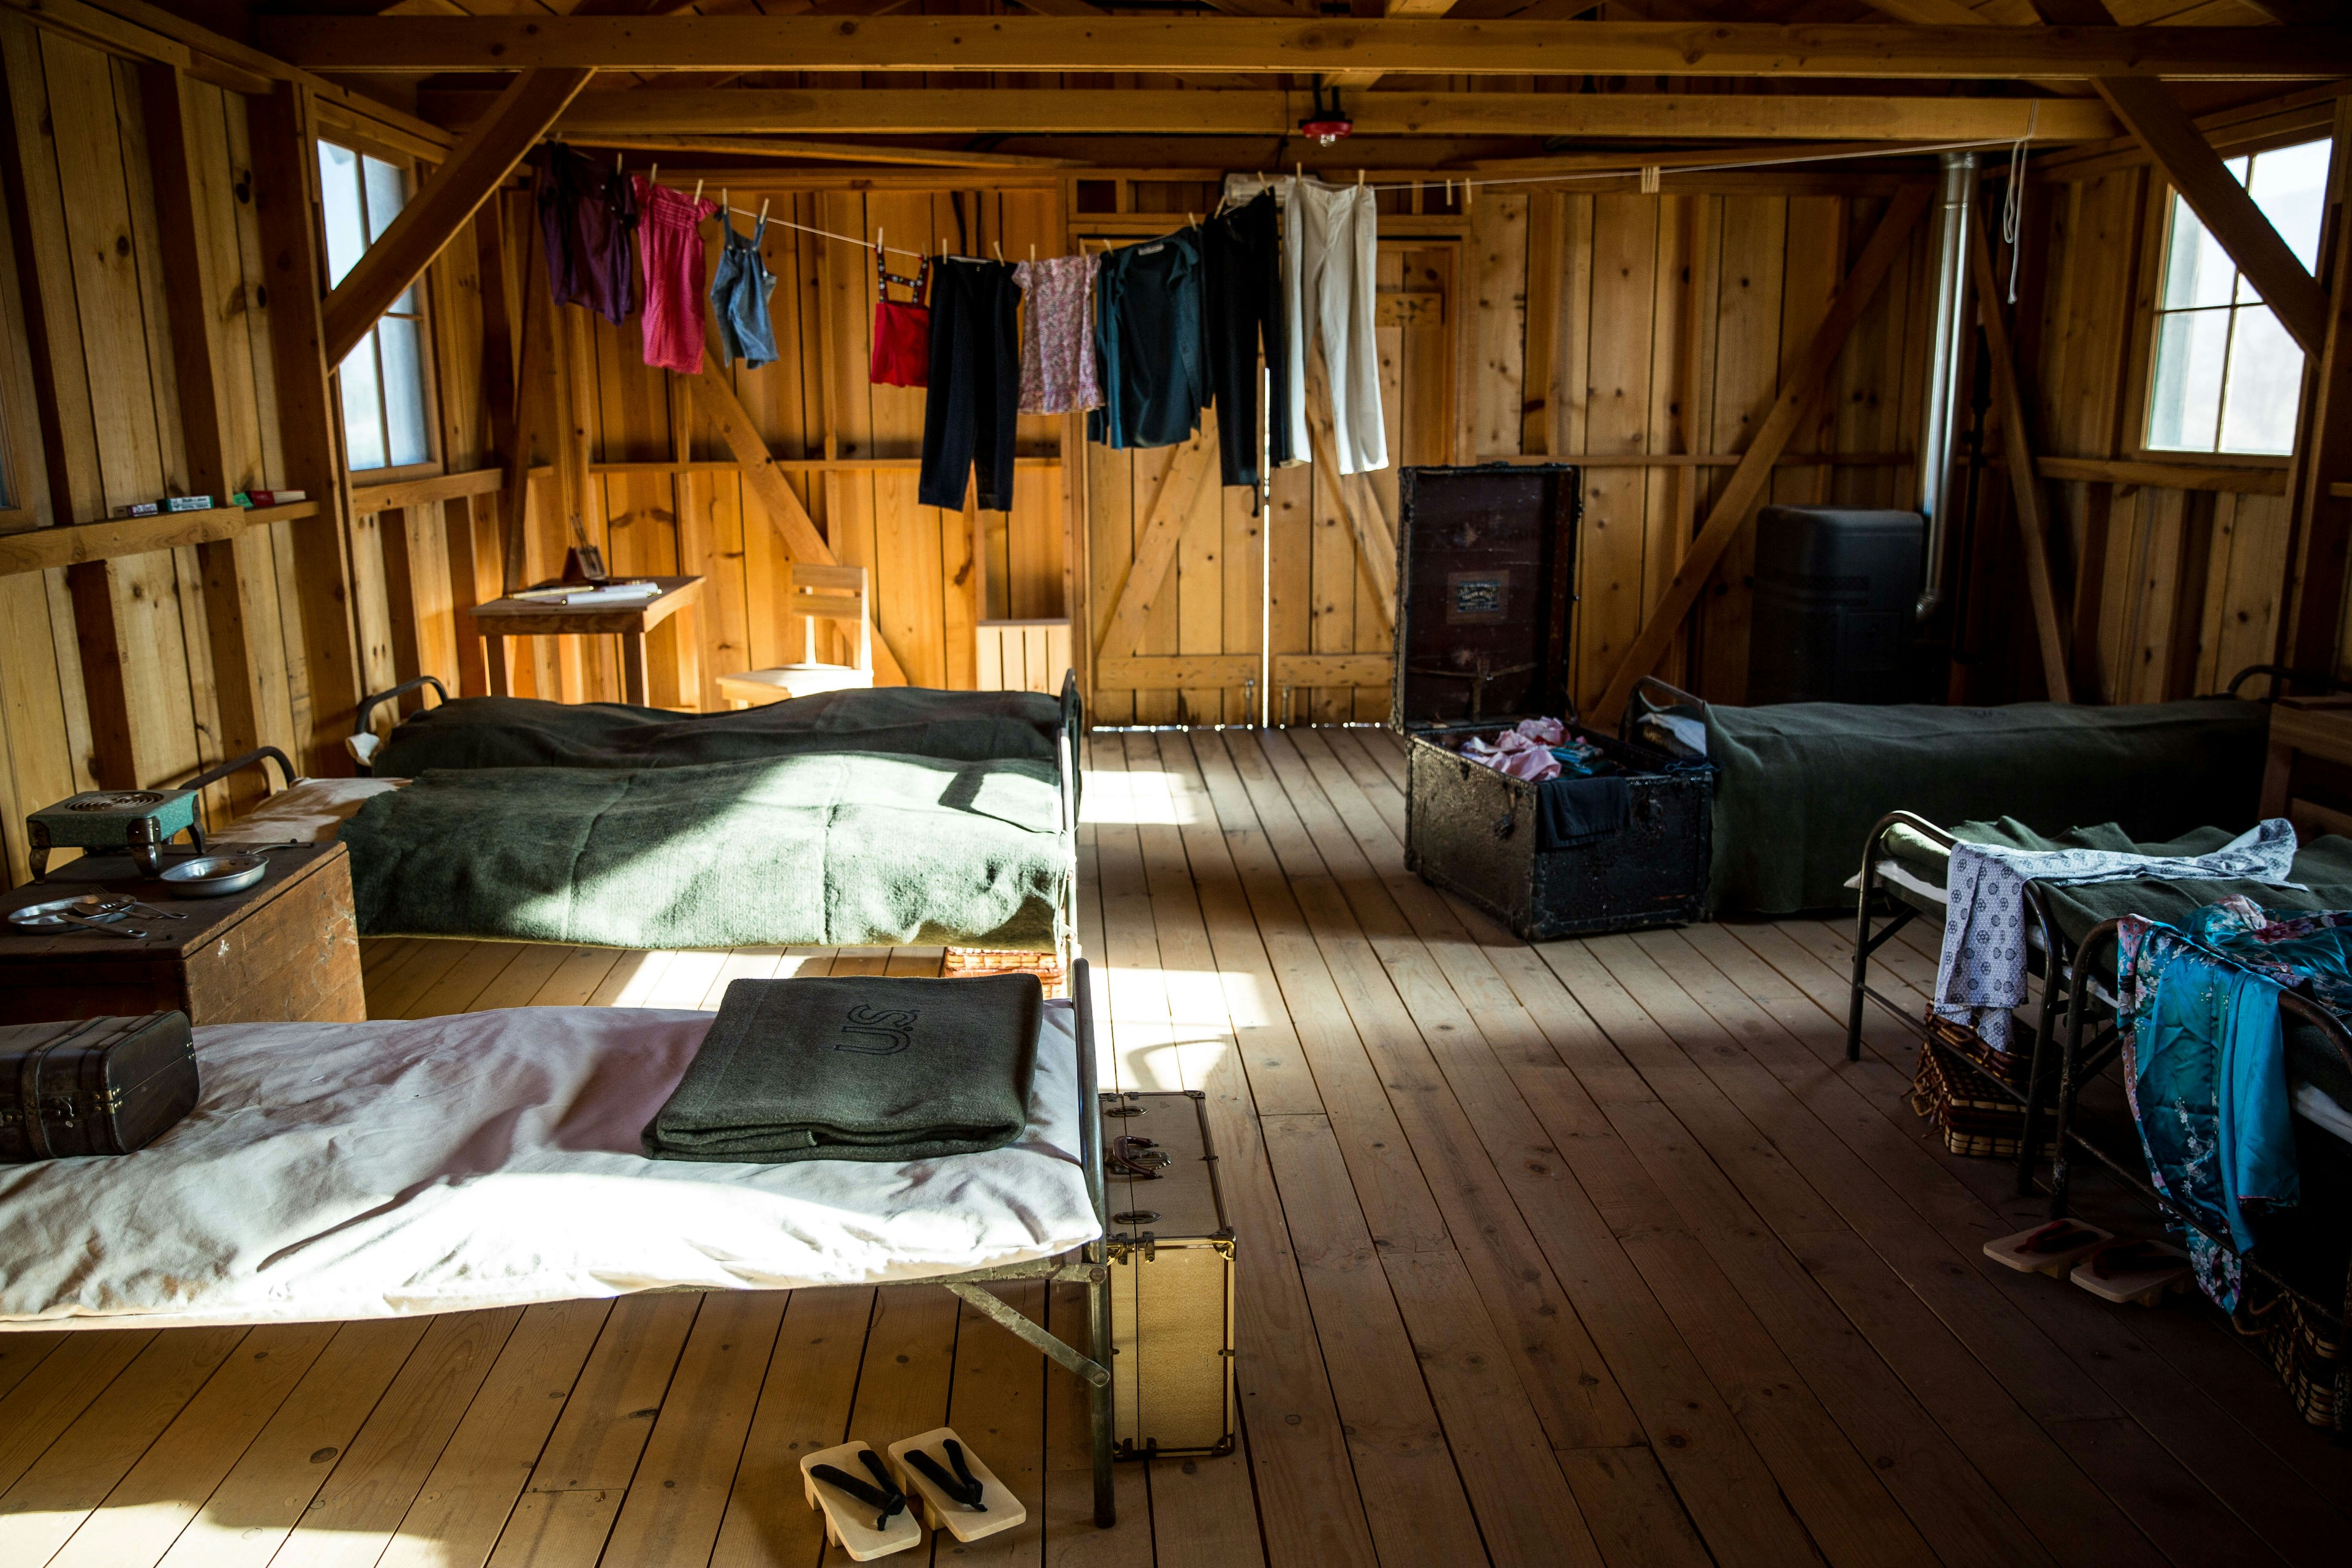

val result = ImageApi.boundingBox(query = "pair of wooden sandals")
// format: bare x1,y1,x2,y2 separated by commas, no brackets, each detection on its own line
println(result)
1982,1218,2194,1304
799,1427,1024,1561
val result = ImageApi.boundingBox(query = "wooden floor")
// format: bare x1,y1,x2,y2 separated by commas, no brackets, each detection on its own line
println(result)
5,726,2350,1568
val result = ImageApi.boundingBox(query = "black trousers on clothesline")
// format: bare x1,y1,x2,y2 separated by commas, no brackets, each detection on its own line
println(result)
919,258,1022,513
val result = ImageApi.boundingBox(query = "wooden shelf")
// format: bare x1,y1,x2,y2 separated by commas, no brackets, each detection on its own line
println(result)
0,500,321,577
2036,455,2288,495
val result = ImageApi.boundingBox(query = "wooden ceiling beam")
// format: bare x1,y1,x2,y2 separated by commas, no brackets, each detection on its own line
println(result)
254,17,2345,81
424,88,2122,142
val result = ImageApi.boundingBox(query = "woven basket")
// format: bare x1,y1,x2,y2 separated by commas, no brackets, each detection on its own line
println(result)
1922,1012,2034,1093
943,946,1066,993
1909,1034,2052,1161
2257,1293,2347,1431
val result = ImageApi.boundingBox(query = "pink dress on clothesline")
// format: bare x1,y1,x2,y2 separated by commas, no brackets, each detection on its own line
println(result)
635,176,717,375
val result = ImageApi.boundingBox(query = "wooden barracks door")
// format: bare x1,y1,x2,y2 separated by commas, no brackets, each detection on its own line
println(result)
1084,224,1464,726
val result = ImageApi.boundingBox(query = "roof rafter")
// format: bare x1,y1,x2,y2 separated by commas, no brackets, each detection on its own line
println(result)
423,86,2123,141
254,16,2348,80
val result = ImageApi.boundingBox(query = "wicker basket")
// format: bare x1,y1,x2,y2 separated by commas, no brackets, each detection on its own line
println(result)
2256,1293,2347,1431
1923,1012,2034,1093
1909,1033,2052,1161
943,946,1066,993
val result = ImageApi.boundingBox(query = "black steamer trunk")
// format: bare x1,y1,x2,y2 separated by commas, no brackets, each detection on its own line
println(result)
1393,465,1711,940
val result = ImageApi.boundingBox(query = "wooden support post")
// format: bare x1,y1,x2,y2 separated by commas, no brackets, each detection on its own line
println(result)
320,68,592,369
1521,190,1563,458
139,62,277,810
501,215,549,593
687,348,910,685
1965,202,2073,704
1593,183,1931,728
2281,95,2352,687
249,81,365,777
2072,481,2113,701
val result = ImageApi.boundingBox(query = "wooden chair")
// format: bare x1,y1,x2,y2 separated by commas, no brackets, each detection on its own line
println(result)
717,564,875,707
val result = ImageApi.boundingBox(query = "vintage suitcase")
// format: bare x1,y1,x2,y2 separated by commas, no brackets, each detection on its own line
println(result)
1099,1089,1235,1458
1395,464,1712,939
0,1012,200,1162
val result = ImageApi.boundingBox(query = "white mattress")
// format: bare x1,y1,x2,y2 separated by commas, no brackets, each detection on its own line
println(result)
212,775,405,846
0,1003,1098,1329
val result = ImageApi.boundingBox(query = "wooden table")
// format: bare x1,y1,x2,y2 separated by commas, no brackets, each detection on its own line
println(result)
0,843,364,1026
472,575,703,706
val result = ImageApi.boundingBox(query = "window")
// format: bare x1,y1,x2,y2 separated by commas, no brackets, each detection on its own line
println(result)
2145,138,2330,457
317,140,433,472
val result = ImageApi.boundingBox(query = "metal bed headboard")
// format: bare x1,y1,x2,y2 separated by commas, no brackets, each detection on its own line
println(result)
352,676,451,777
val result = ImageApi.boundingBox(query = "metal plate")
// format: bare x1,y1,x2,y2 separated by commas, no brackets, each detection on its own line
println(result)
157,854,267,897
7,897,129,930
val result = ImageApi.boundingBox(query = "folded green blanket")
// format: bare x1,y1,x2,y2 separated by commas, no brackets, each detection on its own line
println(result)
1706,696,2267,915
376,687,1061,775
644,974,1043,1162
339,753,1068,949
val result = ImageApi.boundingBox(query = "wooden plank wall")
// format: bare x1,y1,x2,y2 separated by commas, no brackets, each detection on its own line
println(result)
2022,161,2301,706
0,15,488,886
1555,190,1931,714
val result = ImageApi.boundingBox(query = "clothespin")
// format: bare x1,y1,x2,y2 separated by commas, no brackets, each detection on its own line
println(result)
758,197,771,227
1639,165,1660,195
993,239,1004,260
1443,178,1453,205
614,151,624,174
649,162,659,186
1357,169,1365,187
1188,212,1199,230
720,187,729,219
1464,179,1477,210
1030,243,1037,263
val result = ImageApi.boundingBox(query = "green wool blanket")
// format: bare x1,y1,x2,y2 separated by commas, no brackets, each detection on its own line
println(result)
339,753,1068,949
643,973,1042,1163
375,687,1063,775
1705,697,2267,916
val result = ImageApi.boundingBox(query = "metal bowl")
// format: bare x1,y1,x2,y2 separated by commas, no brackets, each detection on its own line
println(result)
158,854,268,897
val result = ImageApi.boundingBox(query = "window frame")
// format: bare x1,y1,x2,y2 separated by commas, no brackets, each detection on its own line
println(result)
2125,127,2330,472
315,130,445,484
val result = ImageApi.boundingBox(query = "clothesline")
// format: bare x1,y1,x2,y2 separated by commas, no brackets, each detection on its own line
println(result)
605,128,2041,269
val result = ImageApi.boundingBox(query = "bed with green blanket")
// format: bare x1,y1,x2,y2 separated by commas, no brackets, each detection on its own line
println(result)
363,682,1071,775
337,752,1071,951
1662,693,2269,915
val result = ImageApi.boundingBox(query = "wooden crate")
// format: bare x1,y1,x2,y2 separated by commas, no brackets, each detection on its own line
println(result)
0,845,366,1026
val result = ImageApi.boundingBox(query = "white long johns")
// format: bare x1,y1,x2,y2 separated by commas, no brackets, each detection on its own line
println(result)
1280,178,1387,475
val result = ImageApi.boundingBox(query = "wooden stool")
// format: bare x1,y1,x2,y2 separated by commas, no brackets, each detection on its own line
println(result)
887,1427,1025,1544
799,1441,921,1561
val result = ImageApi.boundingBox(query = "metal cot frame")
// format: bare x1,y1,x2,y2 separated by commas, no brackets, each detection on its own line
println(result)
184,718,1116,1522
1845,813,2352,1351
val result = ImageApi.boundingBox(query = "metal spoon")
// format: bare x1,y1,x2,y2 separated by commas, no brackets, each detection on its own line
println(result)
72,895,186,922
56,910,146,940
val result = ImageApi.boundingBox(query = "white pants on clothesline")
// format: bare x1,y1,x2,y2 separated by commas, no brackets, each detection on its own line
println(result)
1280,179,1387,476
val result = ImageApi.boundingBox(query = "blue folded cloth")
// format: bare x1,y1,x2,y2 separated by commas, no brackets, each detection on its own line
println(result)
1537,775,1630,851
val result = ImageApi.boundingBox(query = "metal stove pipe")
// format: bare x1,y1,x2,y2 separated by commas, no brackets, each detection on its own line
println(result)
1915,151,1978,620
